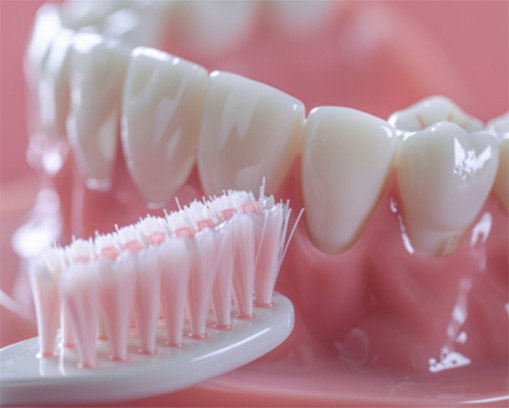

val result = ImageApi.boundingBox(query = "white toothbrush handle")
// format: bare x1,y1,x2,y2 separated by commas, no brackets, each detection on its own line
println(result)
0,293,293,406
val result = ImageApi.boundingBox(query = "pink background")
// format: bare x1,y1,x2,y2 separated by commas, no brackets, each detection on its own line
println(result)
0,0,508,184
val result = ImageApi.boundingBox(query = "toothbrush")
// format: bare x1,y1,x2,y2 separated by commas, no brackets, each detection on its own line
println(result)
0,186,302,405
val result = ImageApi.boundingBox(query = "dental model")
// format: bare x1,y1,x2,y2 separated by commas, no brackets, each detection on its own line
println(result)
5,0,509,406
0,187,301,405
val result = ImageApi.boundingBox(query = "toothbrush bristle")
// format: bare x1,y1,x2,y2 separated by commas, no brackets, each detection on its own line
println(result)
29,187,298,368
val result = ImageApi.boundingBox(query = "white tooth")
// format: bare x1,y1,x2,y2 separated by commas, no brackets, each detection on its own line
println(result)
66,33,129,190
60,0,124,30
25,4,63,86
398,121,499,256
197,71,305,196
487,112,509,212
122,47,207,205
302,107,396,253
173,0,258,55
270,0,338,35
389,95,484,133
37,29,74,143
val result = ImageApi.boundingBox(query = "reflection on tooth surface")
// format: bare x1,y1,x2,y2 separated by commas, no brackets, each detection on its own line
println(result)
197,71,304,196
302,107,395,253
122,47,207,205
397,122,499,256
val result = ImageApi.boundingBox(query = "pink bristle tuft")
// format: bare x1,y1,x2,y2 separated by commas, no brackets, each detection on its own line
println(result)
28,187,301,368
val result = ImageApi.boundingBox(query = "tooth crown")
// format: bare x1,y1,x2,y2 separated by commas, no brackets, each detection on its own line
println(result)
122,47,208,205
197,71,305,196
302,106,396,253
397,121,499,256
66,33,129,188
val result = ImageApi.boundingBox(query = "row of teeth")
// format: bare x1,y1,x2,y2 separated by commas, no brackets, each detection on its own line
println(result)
29,187,300,368
27,1,508,259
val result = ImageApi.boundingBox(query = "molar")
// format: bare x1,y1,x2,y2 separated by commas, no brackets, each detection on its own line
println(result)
66,33,130,190
302,107,396,253
197,71,305,196
397,121,499,256
122,47,207,206
487,112,509,212
389,95,484,134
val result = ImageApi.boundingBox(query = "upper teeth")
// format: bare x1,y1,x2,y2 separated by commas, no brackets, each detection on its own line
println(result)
122,47,207,205
25,1,507,259
197,71,305,196
66,32,129,189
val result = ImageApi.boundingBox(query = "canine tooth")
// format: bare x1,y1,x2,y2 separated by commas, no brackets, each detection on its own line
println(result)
389,95,484,133
488,112,509,211
197,71,305,196
122,47,207,205
66,33,129,189
398,122,499,256
302,107,396,253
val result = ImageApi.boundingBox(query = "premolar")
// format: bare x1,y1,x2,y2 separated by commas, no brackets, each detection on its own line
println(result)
488,112,509,212
122,47,207,206
197,71,305,196
66,33,129,189
302,107,395,253
397,121,499,256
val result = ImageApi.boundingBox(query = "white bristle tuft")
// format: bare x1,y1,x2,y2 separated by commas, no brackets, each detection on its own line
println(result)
28,186,301,368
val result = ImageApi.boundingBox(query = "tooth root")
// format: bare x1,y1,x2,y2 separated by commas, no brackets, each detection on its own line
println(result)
197,71,305,196
122,47,207,205
66,33,129,189
389,95,484,133
397,122,499,256
488,113,509,212
302,107,395,253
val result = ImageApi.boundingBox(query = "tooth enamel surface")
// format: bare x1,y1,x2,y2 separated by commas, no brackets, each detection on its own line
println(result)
389,95,484,133
37,29,74,143
302,107,396,253
488,112,509,212
397,121,499,256
197,71,305,196
122,47,207,205
66,33,129,189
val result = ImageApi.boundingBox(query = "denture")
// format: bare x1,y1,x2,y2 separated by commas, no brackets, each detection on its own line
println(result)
12,0,509,405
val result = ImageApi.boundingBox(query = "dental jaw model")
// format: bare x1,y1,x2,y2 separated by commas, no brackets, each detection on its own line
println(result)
13,0,509,405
